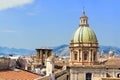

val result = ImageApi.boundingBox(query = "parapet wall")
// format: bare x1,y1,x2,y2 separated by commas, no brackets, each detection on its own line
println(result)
34,76,50,80
55,70,69,80
34,70,70,80
102,78,120,80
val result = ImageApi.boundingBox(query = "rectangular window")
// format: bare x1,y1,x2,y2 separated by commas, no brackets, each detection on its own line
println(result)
86,73,92,80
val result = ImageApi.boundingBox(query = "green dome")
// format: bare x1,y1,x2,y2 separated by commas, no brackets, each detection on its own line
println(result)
72,26,97,43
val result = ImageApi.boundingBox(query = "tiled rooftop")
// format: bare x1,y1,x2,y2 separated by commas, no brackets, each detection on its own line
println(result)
105,58,120,66
0,69,40,80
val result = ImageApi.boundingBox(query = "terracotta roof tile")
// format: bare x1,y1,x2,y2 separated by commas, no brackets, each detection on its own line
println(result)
0,69,40,80
105,58,120,66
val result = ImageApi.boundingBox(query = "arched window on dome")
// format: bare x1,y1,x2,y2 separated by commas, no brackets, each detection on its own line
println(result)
91,50,92,61
74,54,77,60
84,52,88,60
73,51,78,60
93,52,96,61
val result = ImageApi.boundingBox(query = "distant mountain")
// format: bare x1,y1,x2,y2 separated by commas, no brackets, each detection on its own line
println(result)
0,47,35,56
0,44,120,57
52,44,69,56
52,44,120,57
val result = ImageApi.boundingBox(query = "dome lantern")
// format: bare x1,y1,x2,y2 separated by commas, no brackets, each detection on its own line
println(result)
80,9,89,26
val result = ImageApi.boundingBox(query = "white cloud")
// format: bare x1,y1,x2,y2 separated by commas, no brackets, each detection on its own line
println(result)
0,0,33,10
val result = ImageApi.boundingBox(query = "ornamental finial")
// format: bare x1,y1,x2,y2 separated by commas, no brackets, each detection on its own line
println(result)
82,7,85,15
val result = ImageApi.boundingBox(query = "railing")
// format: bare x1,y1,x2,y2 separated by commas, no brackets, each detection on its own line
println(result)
34,70,69,80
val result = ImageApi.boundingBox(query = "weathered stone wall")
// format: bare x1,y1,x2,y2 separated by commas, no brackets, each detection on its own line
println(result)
0,57,10,70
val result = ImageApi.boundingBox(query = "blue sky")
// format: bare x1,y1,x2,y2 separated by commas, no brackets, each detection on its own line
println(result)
0,0,120,49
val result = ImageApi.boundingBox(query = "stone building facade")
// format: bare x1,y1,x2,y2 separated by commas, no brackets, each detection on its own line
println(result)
0,57,10,70
69,10,120,80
